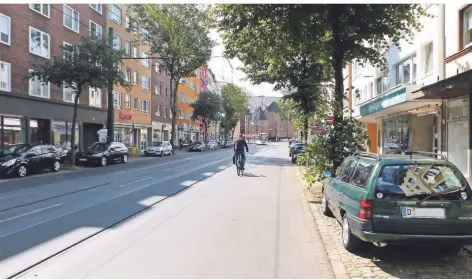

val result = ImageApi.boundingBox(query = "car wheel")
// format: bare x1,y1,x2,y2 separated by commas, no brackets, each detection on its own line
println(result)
122,154,128,163
342,214,362,252
51,160,61,172
321,190,333,217
100,156,107,167
17,165,28,178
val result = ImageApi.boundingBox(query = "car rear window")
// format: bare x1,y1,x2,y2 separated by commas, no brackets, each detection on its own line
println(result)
375,164,470,200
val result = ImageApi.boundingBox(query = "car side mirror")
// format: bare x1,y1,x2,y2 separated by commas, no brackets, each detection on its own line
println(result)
25,153,35,158
323,170,332,178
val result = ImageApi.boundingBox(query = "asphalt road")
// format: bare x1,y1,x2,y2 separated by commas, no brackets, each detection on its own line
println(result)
0,143,333,278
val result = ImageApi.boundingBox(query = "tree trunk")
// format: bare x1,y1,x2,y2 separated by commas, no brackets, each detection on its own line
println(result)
304,116,308,144
204,120,208,143
70,88,81,168
330,5,345,173
169,60,177,154
231,129,235,140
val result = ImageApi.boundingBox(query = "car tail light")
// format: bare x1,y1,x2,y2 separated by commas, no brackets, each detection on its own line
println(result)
358,199,372,219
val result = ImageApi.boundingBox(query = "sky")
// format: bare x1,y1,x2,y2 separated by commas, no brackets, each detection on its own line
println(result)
207,30,282,97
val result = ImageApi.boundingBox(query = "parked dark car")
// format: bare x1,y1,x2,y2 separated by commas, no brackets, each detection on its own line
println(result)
291,143,306,163
76,142,128,167
189,141,206,152
289,142,302,157
0,144,62,178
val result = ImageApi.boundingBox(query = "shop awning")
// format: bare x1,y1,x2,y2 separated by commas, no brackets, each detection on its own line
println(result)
412,69,472,100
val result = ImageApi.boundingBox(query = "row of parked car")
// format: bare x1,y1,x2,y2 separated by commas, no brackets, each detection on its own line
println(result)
0,141,134,179
188,140,234,152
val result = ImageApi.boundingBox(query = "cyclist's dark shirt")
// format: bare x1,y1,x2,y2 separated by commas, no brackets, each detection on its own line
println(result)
234,138,249,151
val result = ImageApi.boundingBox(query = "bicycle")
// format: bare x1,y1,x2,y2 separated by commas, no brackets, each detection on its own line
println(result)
235,152,244,176
130,146,139,156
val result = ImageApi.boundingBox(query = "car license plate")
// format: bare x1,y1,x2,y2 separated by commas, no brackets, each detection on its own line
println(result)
401,207,445,219
79,158,87,162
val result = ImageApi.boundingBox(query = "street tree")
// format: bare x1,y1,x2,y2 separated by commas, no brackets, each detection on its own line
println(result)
220,84,248,140
29,36,130,167
191,91,223,143
131,4,214,150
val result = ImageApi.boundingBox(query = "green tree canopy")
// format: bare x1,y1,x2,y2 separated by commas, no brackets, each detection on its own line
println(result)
220,84,248,139
29,36,130,166
191,91,223,142
131,4,214,148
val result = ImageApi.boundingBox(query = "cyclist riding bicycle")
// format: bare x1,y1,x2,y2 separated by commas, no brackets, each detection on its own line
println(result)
233,134,249,170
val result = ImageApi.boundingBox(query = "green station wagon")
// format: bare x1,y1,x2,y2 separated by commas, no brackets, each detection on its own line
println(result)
321,151,472,253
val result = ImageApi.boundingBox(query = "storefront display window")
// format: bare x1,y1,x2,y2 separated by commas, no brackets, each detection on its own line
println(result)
446,98,469,179
116,127,133,147
52,121,79,150
2,117,26,146
383,115,410,154
30,119,51,145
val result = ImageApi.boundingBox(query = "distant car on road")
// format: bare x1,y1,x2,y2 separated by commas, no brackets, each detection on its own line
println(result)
189,141,206,152
145,141,172,157
206,140,218,150
0,144,62,178
77,142,128,167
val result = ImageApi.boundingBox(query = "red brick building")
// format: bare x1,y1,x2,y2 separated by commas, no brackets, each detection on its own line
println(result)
0,4,107,150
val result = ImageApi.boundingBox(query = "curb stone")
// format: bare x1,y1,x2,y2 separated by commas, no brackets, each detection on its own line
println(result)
295,166,349,279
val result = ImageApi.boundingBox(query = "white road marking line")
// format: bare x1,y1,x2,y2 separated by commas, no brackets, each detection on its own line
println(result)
118,177,152,188
202,172,214,176
180,180,198,187
0,194,18,200
0,203,62,224
0,158,229,239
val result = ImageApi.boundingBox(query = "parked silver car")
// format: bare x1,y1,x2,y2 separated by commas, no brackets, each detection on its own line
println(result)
145,141,173,157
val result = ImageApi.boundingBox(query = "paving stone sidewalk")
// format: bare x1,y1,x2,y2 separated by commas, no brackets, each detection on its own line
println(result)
297,167,472,279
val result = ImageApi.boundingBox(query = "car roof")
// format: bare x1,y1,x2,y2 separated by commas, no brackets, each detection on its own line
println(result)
351,154,449,166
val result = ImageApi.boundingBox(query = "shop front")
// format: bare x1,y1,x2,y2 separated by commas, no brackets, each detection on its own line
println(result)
152,121,171,142
357,85,441,155
0,92,106,150
115,122,152,151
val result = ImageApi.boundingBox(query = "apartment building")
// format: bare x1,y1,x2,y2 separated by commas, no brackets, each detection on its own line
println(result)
0,4,107,150
106,4,152,152
176,68,203,143
150,58,172,142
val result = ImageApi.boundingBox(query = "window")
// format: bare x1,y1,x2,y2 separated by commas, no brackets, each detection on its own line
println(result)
155,84,161,95
156,104,161,116
125,41,130,56
348,160,374,189
89,20,102,40
336,158,357,183
141,52,149,67
424,42,433,74
63,5,79,33
180,92,184,102
29,69,50,98
376,76,389,95
89,4,102,14
112,32,121,51
89,88,101,107
29,4,50,18
29,27,50,59
142,28,149,44
133,46,138,58
133,96,138,110
155,62,160,73
133,71,138,85
165,87,168,97
0,61,11,92
142,99,150,113
113,91,121,109
62,42,74,59
125,68,131,82
0,13,11,46
394,54,417,86
110,4,122,25
63,85,76,103
179,110,184,119
463,7,472,48
125,15,131,31
164,106,167,117
125,94,130,109
141,75,149,90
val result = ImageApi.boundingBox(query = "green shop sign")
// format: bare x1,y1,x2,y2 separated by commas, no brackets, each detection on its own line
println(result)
360,87,407,116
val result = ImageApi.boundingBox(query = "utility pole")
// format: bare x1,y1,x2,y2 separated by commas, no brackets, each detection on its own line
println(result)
106,27,115,143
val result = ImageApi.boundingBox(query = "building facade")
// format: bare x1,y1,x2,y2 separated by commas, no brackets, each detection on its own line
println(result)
106,4,152,152
0,4,108,150
176,68,203,143
150,58,172,142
